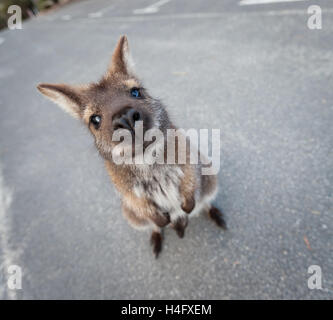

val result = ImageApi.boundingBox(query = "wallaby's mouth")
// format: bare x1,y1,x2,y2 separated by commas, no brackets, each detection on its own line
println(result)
103,108,162,163
109,125,164,164
113,132,160,151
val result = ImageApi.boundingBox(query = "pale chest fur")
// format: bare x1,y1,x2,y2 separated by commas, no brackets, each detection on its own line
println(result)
133,165,185,220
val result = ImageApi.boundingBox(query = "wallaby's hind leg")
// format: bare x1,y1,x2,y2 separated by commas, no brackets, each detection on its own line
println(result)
150,230,163,258
208,206,227,230
200,174,226,229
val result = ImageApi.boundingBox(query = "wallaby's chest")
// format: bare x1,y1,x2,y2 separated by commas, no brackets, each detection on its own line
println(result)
133,166,184,213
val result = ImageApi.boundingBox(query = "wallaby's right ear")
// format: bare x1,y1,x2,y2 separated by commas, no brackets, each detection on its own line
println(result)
37,83,85,119
107,35,135,76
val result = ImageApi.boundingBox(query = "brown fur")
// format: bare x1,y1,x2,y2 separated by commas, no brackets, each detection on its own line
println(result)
180,163,196,213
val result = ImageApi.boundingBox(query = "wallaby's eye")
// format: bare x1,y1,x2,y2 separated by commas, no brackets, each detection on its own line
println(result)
90,114,101,129
130,87,141,98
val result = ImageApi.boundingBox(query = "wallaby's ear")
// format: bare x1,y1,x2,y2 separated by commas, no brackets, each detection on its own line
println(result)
108,35,135,76
37,83,85,119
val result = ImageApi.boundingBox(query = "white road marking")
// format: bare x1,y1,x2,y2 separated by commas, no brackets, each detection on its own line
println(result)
239,0,308,5
88,11,103,18
88,4,115,18
61,15,72,21
0,38,5,46
79,8,333,23
0,164,17,300
133,0,171,15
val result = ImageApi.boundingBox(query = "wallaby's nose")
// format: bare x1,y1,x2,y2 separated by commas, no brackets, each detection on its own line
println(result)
112,108,141,132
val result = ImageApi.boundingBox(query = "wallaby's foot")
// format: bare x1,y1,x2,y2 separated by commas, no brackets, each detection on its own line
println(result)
181,196,195,214
150,231,163,258
172,217,188,239
209,206,227,230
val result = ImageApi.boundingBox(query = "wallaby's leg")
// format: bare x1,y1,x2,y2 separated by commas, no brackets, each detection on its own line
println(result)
208,206,227,230
179,164,196,214
123,201,167,258
171,216,188,238
150,228,163,258
149,211,169,258
199,173,226,229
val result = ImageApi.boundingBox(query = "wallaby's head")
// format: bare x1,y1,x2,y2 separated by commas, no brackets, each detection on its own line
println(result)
37,35,169,160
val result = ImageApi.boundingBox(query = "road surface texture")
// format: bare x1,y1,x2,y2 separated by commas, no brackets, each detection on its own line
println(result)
0,0,332,299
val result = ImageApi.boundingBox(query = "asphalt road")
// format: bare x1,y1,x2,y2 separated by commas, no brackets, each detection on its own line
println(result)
0,0,332,299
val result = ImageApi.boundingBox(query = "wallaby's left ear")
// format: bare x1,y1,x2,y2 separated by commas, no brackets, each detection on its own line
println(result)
108,35,135,76
37,83,85,119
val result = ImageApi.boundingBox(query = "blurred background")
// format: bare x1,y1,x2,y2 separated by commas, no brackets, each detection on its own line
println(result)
0,0,332,299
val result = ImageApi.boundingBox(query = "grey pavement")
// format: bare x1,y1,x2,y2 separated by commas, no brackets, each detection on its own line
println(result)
0,0,332,299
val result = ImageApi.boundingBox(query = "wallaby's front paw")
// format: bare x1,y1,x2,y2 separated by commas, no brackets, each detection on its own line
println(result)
175,227,185,239
150,231,163,258
209,206,227,230
181,196,195,214
172,217,188,239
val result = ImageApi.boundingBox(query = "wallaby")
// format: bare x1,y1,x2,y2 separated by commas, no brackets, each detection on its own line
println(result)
37,35,226,258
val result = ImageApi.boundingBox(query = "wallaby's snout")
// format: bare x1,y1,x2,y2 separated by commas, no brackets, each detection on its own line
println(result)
111,106,152,135
112,107,141,132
